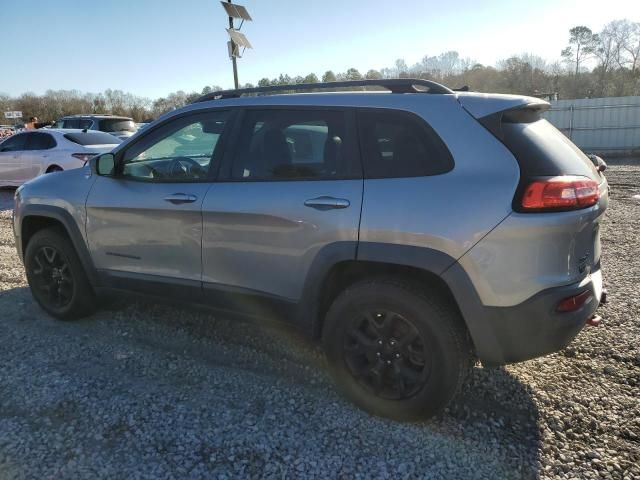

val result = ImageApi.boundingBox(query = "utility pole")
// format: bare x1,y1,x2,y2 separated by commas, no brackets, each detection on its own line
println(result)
220,1,253,90
227,0,239,89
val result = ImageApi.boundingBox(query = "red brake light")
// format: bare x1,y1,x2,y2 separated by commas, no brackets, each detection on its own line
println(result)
521,176,599,211
72,153,98,163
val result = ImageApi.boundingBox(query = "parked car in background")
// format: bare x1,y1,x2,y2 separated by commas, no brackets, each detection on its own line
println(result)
53,115,137,140
0,129,121,186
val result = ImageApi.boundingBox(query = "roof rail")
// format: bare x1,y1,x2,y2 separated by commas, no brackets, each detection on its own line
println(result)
194,78,454,103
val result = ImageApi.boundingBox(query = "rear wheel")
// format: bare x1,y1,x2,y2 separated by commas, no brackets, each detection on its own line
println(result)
24,227,96,319
322,278,472,421
46,165,62,173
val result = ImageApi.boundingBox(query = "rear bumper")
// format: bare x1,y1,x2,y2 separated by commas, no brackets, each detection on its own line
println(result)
444,263,603,366
477,269,602,365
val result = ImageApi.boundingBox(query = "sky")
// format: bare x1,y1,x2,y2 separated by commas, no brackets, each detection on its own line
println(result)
1,0,639,99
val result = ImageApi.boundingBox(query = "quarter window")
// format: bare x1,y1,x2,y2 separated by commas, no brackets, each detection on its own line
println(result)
231,110,352,180
120,111,229,181
358,110,453,178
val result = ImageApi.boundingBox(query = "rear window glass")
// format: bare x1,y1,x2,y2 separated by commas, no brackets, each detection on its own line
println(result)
501,117,599,179
64,132,122,146
99,119,136,133
358,110,453,178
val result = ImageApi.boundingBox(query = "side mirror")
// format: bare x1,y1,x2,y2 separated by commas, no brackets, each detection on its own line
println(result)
93,153,116,176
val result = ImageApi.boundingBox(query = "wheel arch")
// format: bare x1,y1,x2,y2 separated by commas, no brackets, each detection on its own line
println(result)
20,205,98,285
45,164,63,173
302,242,471,339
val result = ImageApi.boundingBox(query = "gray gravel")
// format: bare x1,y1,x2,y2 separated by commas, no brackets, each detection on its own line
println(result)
0,165,639,480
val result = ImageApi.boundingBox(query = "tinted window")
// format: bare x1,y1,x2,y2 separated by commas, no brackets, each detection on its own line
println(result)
500,116,599,181
232,110,351,180
0,133,27,152
121,111,228,181
99,119,136,133
358,110,453,178
63,119,82,129
78,119,93,129
64,132,121,146
26,132,57,150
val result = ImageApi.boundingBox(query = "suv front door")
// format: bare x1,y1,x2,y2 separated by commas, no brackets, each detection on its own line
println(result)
85,110,231,295
201,108,363,317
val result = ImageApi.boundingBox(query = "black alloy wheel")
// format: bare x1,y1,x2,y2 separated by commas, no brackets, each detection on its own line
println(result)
343,309,430,400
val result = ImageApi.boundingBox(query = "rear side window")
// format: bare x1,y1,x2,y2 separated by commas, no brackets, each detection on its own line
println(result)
231,109,357,181
64,132,121,146
500,114,599,180
357,109,453,179
99,119,136,133
63,119,81,129
26,132,56,150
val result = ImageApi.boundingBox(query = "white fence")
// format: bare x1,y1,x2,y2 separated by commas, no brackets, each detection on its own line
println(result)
544,96,640,154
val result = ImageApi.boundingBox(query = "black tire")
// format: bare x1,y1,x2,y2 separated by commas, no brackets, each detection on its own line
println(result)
322,278,472,421
46,165,62,173
24,227,96,320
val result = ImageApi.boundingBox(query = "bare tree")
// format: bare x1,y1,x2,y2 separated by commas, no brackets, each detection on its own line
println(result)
561,26,599,75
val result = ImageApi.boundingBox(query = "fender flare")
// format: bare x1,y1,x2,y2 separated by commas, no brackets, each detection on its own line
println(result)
20,204,99,286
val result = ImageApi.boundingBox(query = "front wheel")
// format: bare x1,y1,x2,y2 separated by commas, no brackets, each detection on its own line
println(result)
322,278,472,421
24,227,96,319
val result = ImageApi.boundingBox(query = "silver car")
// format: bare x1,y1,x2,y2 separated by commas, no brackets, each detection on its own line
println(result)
12,79,608,421
53,115,137,140
0,129,121,186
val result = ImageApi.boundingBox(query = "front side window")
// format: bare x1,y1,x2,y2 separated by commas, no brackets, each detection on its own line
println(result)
121,111,229,181
0,133,27,152
358,110,453,178
231,110,352,180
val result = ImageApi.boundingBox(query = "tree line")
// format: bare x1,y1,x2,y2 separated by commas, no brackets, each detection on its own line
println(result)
1,20,638,124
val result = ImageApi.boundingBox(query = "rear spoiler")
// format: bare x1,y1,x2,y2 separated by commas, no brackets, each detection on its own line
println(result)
456,92,550,118
456,93,550,141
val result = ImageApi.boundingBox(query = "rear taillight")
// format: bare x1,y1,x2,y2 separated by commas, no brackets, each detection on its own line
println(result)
72,153,98,163
521,176,599,211
556,290,593,313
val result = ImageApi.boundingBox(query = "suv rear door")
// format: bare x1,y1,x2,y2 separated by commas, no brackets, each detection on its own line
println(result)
201,107,362,317
85,109,232,296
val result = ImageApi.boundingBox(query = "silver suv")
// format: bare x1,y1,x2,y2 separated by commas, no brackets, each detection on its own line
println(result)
54,114,137,140
13,79,608,420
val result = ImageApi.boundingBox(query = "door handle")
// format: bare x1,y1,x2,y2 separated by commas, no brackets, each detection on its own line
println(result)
163,193,198,204
304,196,350,210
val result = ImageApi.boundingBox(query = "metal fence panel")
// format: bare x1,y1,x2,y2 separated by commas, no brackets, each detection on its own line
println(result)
544,96,640,153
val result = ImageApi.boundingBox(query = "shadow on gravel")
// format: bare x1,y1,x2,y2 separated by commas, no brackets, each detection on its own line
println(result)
0,284,542,477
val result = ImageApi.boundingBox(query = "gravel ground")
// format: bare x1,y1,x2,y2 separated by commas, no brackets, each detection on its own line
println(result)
0,165,639,480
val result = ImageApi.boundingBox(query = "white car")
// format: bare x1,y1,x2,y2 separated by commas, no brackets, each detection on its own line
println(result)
0,129,121,186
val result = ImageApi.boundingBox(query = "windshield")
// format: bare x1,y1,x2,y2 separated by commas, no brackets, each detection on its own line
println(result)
99,119,136,133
